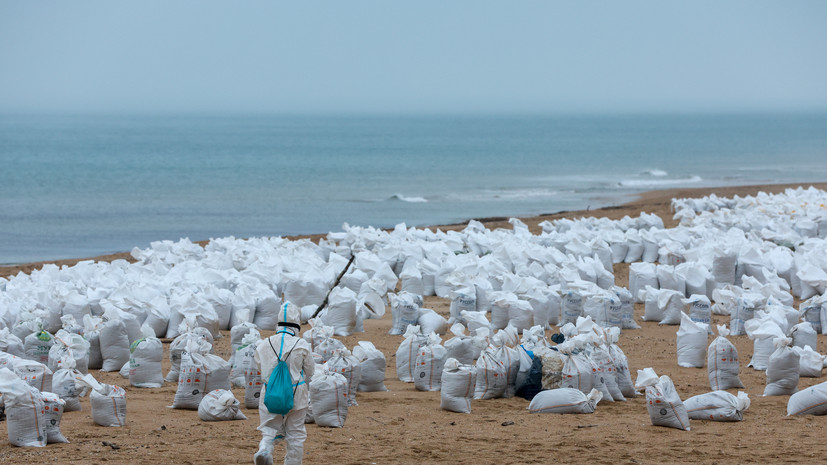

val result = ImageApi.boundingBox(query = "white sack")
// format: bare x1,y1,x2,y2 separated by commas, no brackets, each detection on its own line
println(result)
440,358,476,413
528,388,602,414
198,389,247,421
676,312,708,368
684,390,750,422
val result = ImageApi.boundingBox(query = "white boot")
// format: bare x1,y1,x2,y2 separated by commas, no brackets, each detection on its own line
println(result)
254,437,275,465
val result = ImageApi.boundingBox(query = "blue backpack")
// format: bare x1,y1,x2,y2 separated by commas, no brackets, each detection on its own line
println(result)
263,333,301,415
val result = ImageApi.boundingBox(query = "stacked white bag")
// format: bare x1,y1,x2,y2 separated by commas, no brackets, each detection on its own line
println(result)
707,325,744,390
0,367,47,447
764,337,800,396
676,312,708,368
388,292,421,335
99,309,131,372
414,338,448,392
396,326,438,383
75,373,127,427
787,381,827,415
528,388,602,414
309,368,349,428
129,327,164,388
41,391,69,443
198,389,247,421
440,358,476,413
636,368,690,431
684,391,750,421
352,341,387,392
324,349,361,406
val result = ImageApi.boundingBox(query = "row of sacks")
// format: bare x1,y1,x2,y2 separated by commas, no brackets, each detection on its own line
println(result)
388,284,639,342
634,368,751,429
0,367,127,448
390,317,637,413
0,234,399,341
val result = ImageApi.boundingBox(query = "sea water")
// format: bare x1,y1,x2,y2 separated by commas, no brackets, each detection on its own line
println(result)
1,113,826,264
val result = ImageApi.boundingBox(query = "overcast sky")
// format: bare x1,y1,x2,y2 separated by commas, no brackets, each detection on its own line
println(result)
1,1,826,114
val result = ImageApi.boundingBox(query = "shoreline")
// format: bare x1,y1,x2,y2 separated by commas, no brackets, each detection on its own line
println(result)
2,181,826,279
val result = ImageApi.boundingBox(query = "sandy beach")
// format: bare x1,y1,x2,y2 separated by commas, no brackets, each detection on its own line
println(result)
2,182,827,465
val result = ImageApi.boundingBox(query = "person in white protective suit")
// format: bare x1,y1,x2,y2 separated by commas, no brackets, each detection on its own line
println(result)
253,302,315,465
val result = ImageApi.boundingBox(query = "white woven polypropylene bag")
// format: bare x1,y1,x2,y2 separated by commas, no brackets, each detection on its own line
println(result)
528,388,602,414
440,358,476,413
198,389,247,421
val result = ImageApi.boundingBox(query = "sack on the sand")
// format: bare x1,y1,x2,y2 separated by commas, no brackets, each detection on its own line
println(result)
684,295,712,327
414,341,448,392
418,308,448,336
12,358,53,393
541,350,565,391
0,367,47,447
41,391,69,443
49,329,90,375
730,294,762,336
75,373,127,427
629,263,658,304
82,315,104,370
657,289,684,325
746,319,786,371
764,337,800,396
787,381,827,415
612,286,639,329
319,287,358,337
309,370,348,428
388,292,421,335
606,327,635,398
684,390,749,422
559,342,594,394
444,323,479,366
707,325,744,390
240,339,262,409
166,329,212,383
528,388,602,414
561,288,585,325
352,341,387,392
588,337,624,402
493,334,521,398
396,326,437,383
474,346,507,400
636,368,690,431
791,322,818,350
129,335,164,388
324,349,361,406
198,389,247,421
792,345,824,378
799,296,824,333
202,353,231,394
0,327,25,358
23,330,53,365
231,329,260,388
449,288,477,322
440,358,477,413
460,310,491,334
99,314,130,372
676,312,708,368
172,340,208,409
52,366,82,412
641,286,663,322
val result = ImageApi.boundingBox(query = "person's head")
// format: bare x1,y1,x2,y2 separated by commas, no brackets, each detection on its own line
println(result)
277,301,301,334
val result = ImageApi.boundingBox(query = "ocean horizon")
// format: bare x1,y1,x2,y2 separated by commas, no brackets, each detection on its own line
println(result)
2,112,827,265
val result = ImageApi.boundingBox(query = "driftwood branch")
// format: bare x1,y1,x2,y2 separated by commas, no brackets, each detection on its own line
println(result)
311,253,355,319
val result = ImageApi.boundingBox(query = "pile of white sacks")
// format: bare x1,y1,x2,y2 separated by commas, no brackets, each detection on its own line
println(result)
2,187,827,445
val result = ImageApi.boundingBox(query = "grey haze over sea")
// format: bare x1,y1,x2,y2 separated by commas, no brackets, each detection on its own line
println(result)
2,113,826,265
